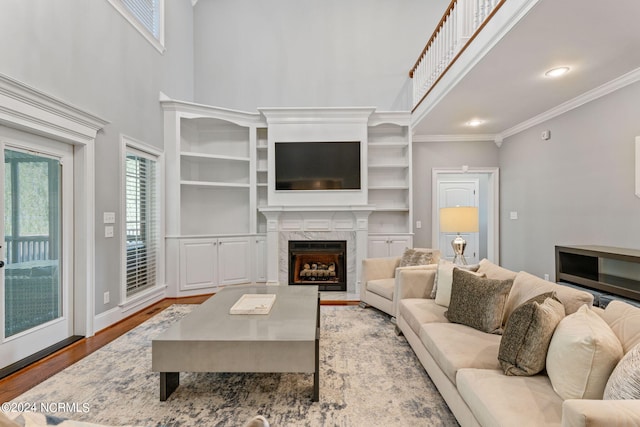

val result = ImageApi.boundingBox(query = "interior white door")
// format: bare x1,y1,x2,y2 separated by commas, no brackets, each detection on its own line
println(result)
0,136,74,370
437,180,479,264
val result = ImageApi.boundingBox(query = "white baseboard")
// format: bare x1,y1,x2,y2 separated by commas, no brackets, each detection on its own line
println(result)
93,286,167,333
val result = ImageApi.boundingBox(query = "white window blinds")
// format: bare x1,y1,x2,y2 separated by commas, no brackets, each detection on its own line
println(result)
125,150,158,296
121,0,161,39
108,0,164,52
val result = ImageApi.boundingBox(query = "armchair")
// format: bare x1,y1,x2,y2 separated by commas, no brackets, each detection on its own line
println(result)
360,248,439,318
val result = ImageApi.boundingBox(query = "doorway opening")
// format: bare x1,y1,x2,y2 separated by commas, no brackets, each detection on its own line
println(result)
431,168,499,264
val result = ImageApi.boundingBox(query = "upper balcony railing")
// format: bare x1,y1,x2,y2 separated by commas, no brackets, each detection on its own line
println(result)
410,0,506,112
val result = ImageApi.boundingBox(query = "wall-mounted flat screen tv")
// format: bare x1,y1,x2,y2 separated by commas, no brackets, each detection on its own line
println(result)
275,141,361,190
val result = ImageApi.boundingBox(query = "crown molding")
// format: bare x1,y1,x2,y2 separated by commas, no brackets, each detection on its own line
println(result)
498,66,640,141
0,73,108,144
258,107,376,124
160,97,264,126
412,134,497,143
369,111,411,127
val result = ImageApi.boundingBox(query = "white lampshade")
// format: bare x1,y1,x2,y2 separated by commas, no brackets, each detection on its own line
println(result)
440,207,479,233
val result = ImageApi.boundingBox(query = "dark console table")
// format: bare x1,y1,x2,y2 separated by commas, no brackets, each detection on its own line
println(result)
555,245,640,302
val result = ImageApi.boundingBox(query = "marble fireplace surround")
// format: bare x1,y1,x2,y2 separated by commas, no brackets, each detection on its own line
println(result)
259,206,374,293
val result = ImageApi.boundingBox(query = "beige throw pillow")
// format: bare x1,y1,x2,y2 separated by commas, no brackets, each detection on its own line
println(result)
433,260,483,307
444,269,513,334
498,292,565,376
600,300,640,353
546,305,624,400
503,271,594,324
476,258,518,281
604,343,640,400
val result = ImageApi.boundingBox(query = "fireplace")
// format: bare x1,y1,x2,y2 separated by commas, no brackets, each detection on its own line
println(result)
288,240,346,291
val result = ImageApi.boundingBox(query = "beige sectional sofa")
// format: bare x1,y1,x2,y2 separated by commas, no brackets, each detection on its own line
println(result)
360,248,439,317
395,259,640,427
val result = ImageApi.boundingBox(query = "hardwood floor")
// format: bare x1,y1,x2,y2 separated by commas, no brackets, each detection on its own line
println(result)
0,294,359,403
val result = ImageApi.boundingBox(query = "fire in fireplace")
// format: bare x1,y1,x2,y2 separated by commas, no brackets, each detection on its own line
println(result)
288,240,346,291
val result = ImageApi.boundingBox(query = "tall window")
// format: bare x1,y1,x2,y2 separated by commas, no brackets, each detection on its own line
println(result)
125,148,158,297
108,0,164,52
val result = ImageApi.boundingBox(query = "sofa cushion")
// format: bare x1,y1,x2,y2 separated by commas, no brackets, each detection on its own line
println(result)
503,271,593,324
419,322,502,385
600,300,640,353
604,343,640,400
366,278,394,300
457,368,563,427
398,247,438,267
445,269,513,334
398,298,448,336
477,258,517,281
433,260,482,307
498,293,565,376
547,305,623,400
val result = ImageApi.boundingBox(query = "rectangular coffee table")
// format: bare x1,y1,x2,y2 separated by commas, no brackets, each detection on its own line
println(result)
152,285,320,401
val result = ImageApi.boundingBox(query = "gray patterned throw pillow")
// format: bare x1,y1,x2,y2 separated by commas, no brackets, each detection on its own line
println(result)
398,248,435,267
604,343,640,399
445,269,514,334
498,292,565,376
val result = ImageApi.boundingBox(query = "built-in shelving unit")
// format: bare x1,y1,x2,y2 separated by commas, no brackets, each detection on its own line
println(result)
556,245,640,303
256,127,268,233
178,117,253,236
161,100,416,292
161,100,267,294
366,113,413,256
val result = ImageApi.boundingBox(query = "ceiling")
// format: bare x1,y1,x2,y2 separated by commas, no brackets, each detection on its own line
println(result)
411,0,640,139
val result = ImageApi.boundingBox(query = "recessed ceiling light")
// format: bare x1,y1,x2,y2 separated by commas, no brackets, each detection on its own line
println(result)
545,67,570,78
466,119,485,127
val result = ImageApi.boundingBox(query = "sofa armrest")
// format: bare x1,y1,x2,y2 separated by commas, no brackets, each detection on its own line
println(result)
361,256,400,299
393,267,437,317
562,399,640,427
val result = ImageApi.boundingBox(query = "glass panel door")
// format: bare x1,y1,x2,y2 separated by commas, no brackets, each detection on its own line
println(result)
4,149,62,337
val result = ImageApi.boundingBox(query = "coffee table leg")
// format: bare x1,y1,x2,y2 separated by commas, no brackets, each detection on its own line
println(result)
313,328,320,402
160,372,179,401
312,293,320,402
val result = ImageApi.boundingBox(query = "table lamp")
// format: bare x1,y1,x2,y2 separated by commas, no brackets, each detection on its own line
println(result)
439,206,479,265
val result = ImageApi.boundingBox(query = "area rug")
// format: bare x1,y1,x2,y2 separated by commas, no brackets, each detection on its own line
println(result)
10,305,457,426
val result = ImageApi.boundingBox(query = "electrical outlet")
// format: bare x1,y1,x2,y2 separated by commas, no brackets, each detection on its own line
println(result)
544,274,550,281
510,211,518,220
105,226,114,238
416,220,422,229
104,291,110,304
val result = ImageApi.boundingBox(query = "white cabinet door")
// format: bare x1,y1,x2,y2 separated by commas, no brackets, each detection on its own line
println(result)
368,236,392,258
387,236,412,257
218,236,251,285
180,239,217,291
255,236,267,282
367,235,412,258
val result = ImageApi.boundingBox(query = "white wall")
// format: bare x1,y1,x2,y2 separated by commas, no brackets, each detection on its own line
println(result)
499,81,640,278
0,0,195,315
192,0,449,111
